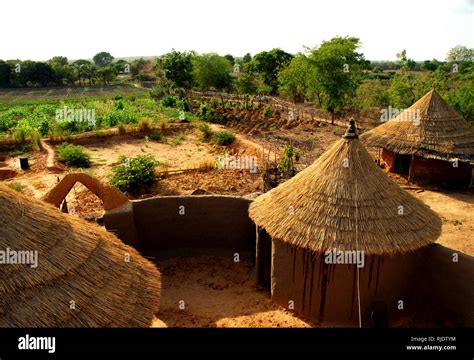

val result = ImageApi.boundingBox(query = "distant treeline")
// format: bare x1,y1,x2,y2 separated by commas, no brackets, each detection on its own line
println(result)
1,42,472,123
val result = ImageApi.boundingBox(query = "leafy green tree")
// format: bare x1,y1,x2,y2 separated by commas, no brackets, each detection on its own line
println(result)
93,51,114,67
192,53,233,90
421,59,441,72
396,50,416,71
224,54,235,65
248,48,293,94
49,57,76,85
0,60,10,87
235,71,259,94
242,53,252,64
446,45,474,62
278,54,310,103
160,50,194,89
97,65,118,85
309,37,366,122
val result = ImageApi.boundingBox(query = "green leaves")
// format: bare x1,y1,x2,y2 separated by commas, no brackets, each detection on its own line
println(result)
110,154,158,194
57,143,91,168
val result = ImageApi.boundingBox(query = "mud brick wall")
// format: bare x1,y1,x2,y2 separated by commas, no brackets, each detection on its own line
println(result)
271,241,474,327
105,195,256,256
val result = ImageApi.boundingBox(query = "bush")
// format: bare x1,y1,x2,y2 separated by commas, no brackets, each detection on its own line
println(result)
160,95,177,108
198,122,212,141
110,154,158,194
214,131,235,146
57,143,91,168
150,131,162,141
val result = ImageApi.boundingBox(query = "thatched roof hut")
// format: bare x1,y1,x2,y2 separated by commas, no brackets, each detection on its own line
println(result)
0,183,161,327
361,89,474,162
249,121,442,255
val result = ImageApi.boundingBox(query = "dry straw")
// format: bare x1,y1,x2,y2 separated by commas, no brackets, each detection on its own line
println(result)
360,89,474,161
249,121,442,255
0,184,161,327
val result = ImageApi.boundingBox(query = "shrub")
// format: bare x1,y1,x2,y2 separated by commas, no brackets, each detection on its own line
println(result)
57,143,91,168
160,95,177,108
110,154,158,193
150,131,162,141
214,131,235,146
198,122,212,141
277,144,300,174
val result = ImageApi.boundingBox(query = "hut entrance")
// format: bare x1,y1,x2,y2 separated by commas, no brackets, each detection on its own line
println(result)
394,154,411,175
256,228,272,290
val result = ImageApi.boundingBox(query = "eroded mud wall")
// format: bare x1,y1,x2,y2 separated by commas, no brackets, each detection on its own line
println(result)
271,240,474,327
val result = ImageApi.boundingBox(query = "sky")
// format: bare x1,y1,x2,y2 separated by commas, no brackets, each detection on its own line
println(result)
1,0,472,61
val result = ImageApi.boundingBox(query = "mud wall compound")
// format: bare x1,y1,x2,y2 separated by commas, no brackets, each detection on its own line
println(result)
102,192,473,327
104,195,256,256
270,239,474,327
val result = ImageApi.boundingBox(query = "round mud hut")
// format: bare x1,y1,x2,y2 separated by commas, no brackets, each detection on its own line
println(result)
249,121,442,327
0,183,161,327
360,89,474,187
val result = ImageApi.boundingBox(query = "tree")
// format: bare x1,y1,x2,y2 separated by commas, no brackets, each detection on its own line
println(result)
278,54,310,103
33,62,54,86
446,45,474,62
309,37,366,123
242,53,252,64
248,48,293,94
160,50,194,89
73,61,97,86
224,54,235,65
97,65,117,85
396,50,416,71
235,72,259,94
49,57,77,85
0,61,10,87
421,59,441,72
192,53,233,90
93,52,114,67
389,50,418,107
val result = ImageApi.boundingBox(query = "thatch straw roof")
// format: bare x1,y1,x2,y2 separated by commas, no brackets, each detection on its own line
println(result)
0,183,161,327
360,89,474,162
249,121,442,255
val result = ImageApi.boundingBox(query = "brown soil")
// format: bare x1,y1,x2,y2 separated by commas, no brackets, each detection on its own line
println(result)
1,117,472,258
155,254,312,328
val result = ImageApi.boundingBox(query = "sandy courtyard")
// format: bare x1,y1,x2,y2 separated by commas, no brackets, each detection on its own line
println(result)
154,254,312,328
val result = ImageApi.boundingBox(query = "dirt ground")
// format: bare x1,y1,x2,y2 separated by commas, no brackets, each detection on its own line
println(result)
154,254,312,328
411,189,474,255
1,120,473,257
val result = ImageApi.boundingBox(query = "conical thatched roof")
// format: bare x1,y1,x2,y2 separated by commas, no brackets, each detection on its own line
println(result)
360,89,474,161
249,122,442,255
0,183,161,327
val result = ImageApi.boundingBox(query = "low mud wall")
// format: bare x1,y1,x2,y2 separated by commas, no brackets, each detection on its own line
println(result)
411,156,472,187
104,195,256,256
271,241,474,327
